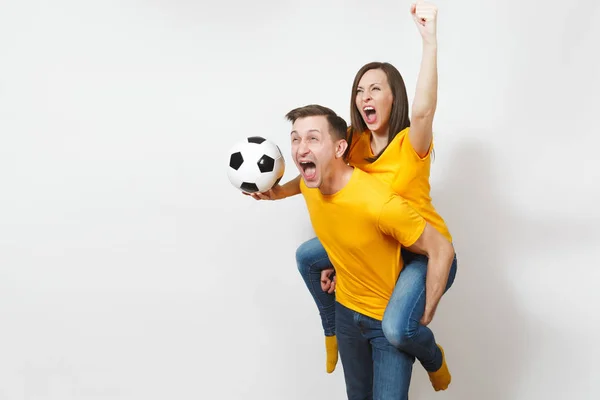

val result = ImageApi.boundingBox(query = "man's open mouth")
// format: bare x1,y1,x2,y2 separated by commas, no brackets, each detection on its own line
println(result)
299,161,317,180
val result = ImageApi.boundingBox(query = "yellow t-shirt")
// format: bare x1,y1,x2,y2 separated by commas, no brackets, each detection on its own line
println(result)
346,127,452,242
299,167,427,320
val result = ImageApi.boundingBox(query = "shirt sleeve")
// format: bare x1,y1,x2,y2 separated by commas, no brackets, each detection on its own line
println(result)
403,127,434,161
377,195,427,247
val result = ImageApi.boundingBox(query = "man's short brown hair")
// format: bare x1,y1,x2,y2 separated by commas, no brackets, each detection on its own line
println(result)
285,104,348,142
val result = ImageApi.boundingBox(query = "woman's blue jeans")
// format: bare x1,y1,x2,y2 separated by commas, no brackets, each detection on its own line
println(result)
295,236,458,372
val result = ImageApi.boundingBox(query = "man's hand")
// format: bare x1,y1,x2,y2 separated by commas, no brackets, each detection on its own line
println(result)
420,306,436,326
243,183,287,200
242,175,302,201
320,268,336,294
406,223,455,327
411,1,438,45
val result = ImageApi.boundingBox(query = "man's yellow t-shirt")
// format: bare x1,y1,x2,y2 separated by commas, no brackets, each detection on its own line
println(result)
347,128,452,242
299,167,427,320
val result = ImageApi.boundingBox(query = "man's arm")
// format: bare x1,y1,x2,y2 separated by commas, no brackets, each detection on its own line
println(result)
406,223,455,325
378,195,454,325
245,174,301,200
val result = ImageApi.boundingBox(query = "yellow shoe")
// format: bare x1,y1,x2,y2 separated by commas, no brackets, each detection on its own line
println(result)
427,344,451,391
325,335,338,373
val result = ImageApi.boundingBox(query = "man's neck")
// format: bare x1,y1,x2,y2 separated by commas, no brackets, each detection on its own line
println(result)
319,162,354,195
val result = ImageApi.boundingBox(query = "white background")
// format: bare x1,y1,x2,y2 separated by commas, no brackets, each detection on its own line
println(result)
1,0,599,399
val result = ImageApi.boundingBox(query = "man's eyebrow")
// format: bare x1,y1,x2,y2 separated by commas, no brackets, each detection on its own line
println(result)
290,129,321,134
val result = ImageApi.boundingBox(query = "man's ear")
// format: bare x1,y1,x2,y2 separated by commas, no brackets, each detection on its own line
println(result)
335,139,348,159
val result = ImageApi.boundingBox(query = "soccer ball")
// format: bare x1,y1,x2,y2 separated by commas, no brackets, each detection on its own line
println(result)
227,136,285,193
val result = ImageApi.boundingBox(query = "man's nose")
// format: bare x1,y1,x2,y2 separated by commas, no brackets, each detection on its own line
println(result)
298,139,310,154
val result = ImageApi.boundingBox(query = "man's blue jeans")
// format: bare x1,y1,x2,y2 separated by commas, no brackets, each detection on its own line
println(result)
296,236,457,372
336,301,414,400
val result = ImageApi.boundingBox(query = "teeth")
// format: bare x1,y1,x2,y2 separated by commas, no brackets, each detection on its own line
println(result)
364,106,374,111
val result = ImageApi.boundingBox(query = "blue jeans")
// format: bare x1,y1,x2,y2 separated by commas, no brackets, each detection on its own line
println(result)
336,301,414,400
296,236,458,371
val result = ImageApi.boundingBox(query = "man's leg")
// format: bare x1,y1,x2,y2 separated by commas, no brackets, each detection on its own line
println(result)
335,302,373,400
357,311,414,400
295,237,338,372
381,250,458,390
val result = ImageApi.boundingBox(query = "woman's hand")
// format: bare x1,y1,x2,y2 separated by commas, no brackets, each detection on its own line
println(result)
411,1,438,45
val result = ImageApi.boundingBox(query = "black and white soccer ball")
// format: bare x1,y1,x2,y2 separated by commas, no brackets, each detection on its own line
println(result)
227,136,285,193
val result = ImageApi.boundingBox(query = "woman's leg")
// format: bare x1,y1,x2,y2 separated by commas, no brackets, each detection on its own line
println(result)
295,236,338,372
381,249,458,390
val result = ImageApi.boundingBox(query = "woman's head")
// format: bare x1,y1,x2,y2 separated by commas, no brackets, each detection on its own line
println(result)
349,62,410,157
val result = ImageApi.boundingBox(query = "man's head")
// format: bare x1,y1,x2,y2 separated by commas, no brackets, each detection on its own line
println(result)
285,105,348,190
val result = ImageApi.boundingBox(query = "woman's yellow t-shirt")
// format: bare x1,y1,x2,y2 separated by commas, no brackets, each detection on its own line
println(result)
346,127,452,242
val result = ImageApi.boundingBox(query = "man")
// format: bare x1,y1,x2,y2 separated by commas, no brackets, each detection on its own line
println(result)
286,104,455,399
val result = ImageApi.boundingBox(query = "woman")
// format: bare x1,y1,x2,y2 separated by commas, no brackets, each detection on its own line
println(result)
248,1,457,392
